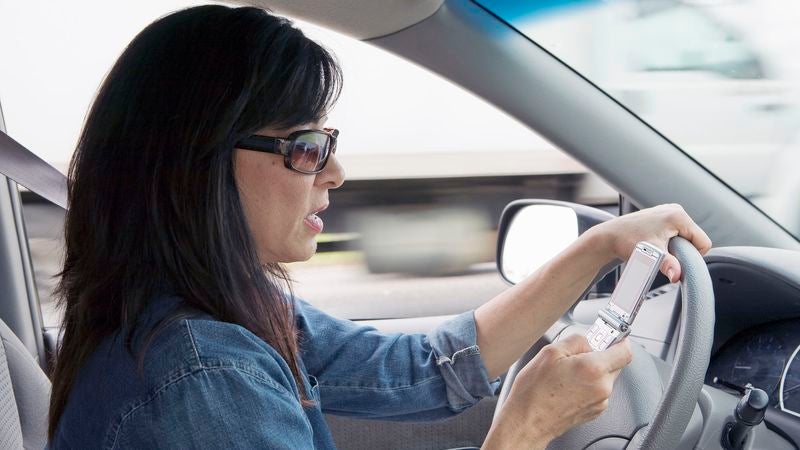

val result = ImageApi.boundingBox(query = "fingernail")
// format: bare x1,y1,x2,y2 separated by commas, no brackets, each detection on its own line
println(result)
667,269,675,281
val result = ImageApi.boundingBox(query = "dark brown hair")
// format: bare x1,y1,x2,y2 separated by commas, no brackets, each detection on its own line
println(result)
48,5,342,439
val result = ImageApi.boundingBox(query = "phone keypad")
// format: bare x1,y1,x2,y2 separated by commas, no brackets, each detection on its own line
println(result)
586,318,620,351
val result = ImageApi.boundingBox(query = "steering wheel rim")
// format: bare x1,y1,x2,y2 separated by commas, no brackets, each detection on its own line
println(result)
493,237,715,449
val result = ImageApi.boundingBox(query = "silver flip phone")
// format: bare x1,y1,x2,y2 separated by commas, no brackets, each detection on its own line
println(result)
586,241,665,351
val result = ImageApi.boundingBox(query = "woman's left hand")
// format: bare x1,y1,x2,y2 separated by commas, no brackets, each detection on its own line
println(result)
587,203,712,283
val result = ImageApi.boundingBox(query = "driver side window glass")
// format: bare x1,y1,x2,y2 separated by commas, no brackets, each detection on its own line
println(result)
286,23,617,317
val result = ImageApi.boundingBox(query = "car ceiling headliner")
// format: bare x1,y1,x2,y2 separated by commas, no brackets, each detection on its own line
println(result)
229,0,445,40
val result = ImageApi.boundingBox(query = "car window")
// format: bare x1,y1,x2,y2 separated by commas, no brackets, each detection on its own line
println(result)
479,0,800,240
630,5,762,78
2,2,616,326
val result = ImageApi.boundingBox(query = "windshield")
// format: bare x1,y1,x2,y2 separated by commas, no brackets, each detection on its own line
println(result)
479,0,800,239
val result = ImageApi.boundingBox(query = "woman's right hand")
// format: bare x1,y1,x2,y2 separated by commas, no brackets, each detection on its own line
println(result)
483,334,633,449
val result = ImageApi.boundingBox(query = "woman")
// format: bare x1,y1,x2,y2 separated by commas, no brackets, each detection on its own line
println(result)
48,5,711,449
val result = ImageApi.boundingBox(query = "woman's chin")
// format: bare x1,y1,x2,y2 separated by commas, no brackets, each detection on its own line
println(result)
289,241,318,263
262,240,317,264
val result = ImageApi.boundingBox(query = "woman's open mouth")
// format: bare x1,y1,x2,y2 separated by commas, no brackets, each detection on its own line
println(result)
304,204,328,233
304,213,324,233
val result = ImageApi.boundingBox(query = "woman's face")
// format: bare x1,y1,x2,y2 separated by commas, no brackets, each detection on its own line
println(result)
234,120,345,263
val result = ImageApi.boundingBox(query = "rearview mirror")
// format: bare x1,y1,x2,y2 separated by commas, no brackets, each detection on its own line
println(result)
497,200,615,284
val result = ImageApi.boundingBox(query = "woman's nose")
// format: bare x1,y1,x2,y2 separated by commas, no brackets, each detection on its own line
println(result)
316,153,345,189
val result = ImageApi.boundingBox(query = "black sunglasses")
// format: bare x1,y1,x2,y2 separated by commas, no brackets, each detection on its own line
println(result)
236,128,339,174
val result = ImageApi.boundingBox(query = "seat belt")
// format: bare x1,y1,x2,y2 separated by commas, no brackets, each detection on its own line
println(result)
0,130,68,210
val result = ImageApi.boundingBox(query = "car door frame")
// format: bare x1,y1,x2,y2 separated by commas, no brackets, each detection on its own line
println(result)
0,99,49,371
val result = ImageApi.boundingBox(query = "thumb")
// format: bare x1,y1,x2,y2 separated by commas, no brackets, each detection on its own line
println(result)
554,333,594,356
660,253,682,283
601,339,634,372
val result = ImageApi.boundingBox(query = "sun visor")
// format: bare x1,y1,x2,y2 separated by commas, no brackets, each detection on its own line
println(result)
229,0,444,40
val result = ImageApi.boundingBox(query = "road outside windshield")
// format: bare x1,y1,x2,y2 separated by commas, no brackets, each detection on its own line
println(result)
480,0,800,239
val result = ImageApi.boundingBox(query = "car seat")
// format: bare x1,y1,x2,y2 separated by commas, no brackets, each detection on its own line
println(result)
0,318,50,449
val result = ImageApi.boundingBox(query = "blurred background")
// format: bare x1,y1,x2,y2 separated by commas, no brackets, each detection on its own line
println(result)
1,0,798,327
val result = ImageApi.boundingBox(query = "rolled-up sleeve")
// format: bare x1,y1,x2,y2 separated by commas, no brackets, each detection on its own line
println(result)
428,311,499,411
296,300,500,421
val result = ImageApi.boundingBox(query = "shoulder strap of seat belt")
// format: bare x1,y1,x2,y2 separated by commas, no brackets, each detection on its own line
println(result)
0,130,68,210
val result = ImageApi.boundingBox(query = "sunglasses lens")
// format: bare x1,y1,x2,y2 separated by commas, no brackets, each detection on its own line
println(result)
290,132,329,173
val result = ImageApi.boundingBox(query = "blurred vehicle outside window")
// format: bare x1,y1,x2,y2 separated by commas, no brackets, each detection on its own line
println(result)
480,0,800,238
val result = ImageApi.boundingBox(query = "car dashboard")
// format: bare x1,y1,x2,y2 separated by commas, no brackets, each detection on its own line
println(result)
702,246,800,420
707,318,800,416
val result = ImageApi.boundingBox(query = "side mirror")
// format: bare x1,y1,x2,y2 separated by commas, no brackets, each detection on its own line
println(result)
497,200,616,284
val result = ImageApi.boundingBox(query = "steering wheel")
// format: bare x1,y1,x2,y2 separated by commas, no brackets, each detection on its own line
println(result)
494,237,715,449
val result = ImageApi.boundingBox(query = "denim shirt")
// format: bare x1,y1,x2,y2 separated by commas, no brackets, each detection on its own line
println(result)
50,296,500,449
